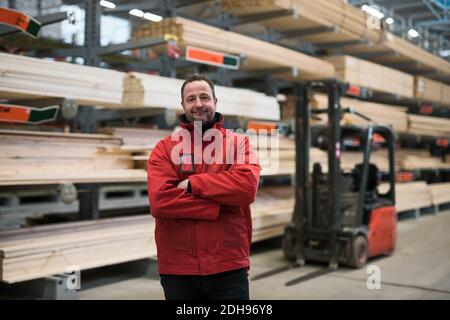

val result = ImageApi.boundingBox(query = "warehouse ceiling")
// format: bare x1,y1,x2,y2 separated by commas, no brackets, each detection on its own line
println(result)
58,0,450,61
16,0,450,61
349,0,450,60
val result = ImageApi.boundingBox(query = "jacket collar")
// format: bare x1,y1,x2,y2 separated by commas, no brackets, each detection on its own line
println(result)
179,112,224,132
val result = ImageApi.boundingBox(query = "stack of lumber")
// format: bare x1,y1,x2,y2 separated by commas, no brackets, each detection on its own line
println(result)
312,93,409,132
0,187,310,283
397,149,450,170
414,77,450,106
0,130,147,186
381,181,432,212
219,0,450,77
0,215,156,283
341,151,390,172
132,17,335,80
429,183,450,206
123,72,281,120
220,0,384,44
250,134,297,175
377,34,450,76
251,185,294,241
99,127,172,169
0,53,124,106
281,95,327,126
407,114,450,136
99,127,171,149
0,53,281,119
325,56,414,98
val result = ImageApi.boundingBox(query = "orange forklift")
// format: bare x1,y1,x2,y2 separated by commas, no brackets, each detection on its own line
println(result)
282,81,397,271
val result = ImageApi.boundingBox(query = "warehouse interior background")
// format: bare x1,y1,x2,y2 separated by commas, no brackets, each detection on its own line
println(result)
0,0,449,300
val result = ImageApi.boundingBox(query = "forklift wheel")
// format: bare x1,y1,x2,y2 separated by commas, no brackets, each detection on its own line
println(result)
349,235,368,268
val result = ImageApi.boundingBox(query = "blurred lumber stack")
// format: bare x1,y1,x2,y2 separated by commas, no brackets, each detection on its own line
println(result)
123,72,281,120
0,215,156,283
414,77,450,107
132,17,335,80
312,94,408,132
0,130,147,186
0,53,124,107
99,127,172,169
379,181,432,212
429,183,450,205
251,185,294,241
252,134,296,175
220,0,384,44
219,0,450,77
325,56,414,98
397,149,450,170
407,114,450,136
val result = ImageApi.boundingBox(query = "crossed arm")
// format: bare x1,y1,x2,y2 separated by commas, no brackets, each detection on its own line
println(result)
147,138,260,221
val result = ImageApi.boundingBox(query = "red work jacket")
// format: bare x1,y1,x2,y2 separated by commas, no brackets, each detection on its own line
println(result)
147,113,260,275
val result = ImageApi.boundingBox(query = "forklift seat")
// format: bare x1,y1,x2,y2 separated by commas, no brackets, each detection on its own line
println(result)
352,163,381,192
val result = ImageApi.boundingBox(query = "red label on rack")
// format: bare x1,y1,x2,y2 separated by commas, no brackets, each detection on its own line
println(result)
396,172,413,183
419,105,433,114
346,85,361,97
436,138,449,148
0,104,31,123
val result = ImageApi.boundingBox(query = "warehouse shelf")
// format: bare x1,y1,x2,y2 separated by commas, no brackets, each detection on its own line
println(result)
0,183,149,230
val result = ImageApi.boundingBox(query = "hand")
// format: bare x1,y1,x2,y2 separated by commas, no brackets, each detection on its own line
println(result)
177,179,189,190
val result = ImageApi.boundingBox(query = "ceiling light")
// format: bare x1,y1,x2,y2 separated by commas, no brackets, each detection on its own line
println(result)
408,29,420,38
129,9,144,18
99,0,116,9
143,12,163,22
385,17,394,25
361,5,384,19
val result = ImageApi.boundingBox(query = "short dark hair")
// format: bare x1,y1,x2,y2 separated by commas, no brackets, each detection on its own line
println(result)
181,73,216,101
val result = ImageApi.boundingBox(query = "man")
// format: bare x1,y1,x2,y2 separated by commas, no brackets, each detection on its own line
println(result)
147,74,260,300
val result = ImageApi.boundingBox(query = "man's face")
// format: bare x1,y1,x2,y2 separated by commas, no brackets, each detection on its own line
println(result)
181,80,217,123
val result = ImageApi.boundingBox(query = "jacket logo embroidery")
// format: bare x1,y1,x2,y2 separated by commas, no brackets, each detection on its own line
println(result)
180,154,195,174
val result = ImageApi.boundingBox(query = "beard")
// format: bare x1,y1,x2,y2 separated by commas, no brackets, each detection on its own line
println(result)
188,109,215,123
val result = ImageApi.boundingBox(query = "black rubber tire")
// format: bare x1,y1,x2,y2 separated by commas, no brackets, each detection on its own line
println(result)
349,235,368,268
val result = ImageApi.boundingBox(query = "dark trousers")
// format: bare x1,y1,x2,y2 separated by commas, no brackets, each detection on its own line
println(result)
160,268,249,300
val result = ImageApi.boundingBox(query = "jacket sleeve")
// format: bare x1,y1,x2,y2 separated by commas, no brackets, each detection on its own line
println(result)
147,140,221,220
189,136,261,207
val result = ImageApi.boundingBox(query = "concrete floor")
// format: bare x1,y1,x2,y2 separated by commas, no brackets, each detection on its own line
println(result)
75,210,450,300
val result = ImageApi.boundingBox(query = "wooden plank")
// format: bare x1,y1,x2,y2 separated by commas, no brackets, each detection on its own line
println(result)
325,55,414,98
429,183,450,205
219,0,450,77
132,16,335,80
123,72,281,120
0,52,124,106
